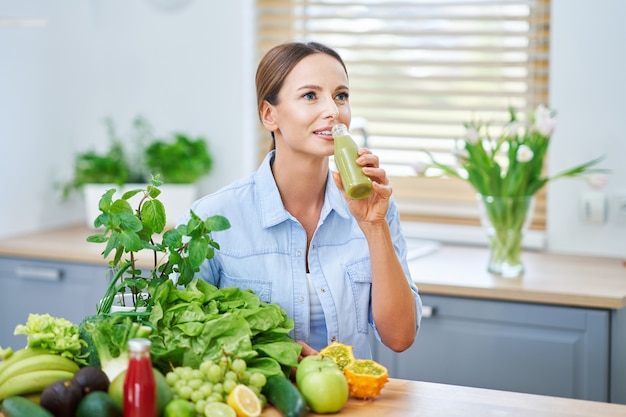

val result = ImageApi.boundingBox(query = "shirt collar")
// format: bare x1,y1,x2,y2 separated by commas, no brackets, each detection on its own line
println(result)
254,151,352,228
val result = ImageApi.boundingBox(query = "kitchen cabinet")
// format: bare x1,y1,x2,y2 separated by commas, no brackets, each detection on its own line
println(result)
370,294,610,402
1,225,625,404
0,256,109,349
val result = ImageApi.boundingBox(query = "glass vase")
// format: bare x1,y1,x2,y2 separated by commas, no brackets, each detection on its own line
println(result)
478,195,536,279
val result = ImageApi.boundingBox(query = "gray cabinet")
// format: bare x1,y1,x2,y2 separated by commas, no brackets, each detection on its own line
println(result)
0,256,109,349
371,294,610,402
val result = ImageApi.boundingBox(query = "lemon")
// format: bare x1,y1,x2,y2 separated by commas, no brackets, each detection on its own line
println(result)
204,402,237,417
226,384,262,417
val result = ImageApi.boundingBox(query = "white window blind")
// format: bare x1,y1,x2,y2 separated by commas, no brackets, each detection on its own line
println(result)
256,0,550,229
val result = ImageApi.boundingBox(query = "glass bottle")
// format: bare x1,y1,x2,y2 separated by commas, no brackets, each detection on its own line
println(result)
332,123,373,199
124,338,156,417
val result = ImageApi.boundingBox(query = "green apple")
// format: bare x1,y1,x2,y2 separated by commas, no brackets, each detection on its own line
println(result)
296,355,340,388
164,399,196,417
298,366,349,414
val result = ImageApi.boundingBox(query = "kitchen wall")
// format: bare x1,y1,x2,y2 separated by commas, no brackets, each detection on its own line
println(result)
0,0,257,235
0,0,624,259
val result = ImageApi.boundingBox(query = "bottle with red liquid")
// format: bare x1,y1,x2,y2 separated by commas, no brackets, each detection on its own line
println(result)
124,338,156,417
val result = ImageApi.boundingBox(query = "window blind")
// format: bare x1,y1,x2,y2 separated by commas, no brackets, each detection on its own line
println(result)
256,0,550,229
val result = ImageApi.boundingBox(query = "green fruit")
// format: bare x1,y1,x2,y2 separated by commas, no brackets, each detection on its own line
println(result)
108,368,173,417
1,396,54,417
298,366,348,414
75,391,122,417
163,399,195,417
295,355,340,388
154,368,174,416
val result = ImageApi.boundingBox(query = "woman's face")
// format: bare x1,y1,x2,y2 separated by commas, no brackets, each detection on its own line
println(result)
265,53,351,158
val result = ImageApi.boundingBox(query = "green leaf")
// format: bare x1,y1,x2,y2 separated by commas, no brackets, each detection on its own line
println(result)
245,357,284,377
253,341,301,368
118,230,142,252
121,188,144,200
87,233,108,244
98,189,116,212
118,212,143,232
110,199,134,215
102,230,121,258
141,199,166,234
188,237,208,268
163,228,183,249
204,215,231,232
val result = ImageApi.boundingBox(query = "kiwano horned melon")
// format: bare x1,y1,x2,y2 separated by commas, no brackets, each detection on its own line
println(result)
319,341,355,370
319,341,389,399
343,359,389,400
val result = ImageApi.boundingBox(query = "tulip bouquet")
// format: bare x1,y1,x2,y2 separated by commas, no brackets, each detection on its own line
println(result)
428,104,606,198
424,105,607,277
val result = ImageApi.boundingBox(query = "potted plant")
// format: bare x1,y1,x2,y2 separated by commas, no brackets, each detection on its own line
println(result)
143,130,214,228
87,176,230,314
62,116,214,228
61,118,144,199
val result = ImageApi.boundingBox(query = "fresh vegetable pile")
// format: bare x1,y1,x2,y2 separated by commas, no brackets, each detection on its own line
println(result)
148,278,302,377
0,309,391,417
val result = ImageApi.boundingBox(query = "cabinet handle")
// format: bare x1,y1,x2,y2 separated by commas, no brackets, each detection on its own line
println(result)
422,305,436,318
15,266,62,282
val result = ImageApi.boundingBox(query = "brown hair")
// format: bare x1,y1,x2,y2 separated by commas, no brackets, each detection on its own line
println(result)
255,42,348,149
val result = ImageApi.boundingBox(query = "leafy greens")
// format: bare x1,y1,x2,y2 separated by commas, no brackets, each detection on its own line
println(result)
13,313,87,365
148,279,302,376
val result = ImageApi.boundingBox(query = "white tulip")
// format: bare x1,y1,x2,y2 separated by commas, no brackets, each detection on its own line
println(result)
534,104,557,136
516,144,534,163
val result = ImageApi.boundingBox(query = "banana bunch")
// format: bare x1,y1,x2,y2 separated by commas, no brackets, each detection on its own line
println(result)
0,347,79,401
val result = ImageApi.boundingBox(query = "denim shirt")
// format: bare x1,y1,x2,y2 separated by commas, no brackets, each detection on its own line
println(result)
183,151,422,359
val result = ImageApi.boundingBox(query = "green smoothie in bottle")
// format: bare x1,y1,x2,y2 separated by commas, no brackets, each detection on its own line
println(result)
332,123,373,199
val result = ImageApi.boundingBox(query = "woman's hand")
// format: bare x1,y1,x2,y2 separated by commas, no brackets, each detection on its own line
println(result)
297,341,319,360
289,341,319,380
332,148,392,225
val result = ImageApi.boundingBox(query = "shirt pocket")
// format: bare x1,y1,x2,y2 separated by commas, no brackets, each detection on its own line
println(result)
219,273,272,304
345,258,372,334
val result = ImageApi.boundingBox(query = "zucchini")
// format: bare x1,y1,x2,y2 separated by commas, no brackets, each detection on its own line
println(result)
2,396,54,417
261,374,307,417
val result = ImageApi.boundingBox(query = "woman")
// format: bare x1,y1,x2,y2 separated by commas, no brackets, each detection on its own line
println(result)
183,41,422,359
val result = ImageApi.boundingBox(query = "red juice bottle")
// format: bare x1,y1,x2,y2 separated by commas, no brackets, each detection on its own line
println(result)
124,338,156,417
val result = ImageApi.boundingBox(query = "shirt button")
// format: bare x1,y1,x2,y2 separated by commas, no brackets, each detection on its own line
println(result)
320,288,327,293
311,244,316,249
298,296,304,302
296,250,302,256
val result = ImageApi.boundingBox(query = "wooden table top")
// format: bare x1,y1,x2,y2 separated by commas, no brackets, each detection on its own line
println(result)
0,379,623,417
261,378,626,417
410,244,626,309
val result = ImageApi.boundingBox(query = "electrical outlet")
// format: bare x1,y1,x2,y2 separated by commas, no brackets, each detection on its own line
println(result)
614,193,626,226
580,191,607,224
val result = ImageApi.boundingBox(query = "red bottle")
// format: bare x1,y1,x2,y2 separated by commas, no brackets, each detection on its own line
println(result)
124,338,156,417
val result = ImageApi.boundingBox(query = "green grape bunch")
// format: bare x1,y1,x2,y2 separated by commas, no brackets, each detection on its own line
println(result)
164,352,268,415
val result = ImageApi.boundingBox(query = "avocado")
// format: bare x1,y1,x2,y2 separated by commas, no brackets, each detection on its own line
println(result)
75,391,122,417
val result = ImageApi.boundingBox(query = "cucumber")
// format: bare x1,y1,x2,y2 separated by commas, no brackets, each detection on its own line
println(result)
1,396,54,417
261,374,307,417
